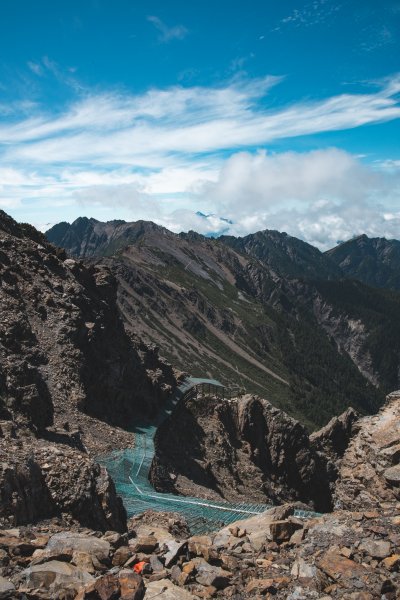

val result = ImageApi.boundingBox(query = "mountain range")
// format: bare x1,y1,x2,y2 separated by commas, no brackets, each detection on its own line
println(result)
45,217,400,430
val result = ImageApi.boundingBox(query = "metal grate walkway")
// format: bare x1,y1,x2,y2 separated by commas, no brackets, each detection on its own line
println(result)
100,378,318,534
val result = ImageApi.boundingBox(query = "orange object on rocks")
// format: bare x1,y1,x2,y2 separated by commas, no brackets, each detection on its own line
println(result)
133,561,147,574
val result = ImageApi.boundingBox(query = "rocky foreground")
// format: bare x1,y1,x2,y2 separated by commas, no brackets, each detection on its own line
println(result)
0,393,399,599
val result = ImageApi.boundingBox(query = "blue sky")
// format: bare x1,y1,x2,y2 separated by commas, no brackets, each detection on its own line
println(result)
0,0,400,248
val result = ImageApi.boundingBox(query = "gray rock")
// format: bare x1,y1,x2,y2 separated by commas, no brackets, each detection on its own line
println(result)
384,465,400,486
144,579,197,599
150,554,164,572
18,560,94,595
46,532,111,563
291,558,318,579
130,535,158,553
192,557,231,589
0,577,15,599
162,539,187,568
359,539,391,559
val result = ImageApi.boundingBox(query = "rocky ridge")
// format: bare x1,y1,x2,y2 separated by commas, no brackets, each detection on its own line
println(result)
0,210,176,530
150,393,360,512
327,234,400,291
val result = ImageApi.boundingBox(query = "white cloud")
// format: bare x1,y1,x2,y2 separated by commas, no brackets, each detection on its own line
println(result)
273,0,341,31
27,61,44,76
1,74,400,168
189,149,400,249
147,15,188,42
199,148,379,215
1,74,400,247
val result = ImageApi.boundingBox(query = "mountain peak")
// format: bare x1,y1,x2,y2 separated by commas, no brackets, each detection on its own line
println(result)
327,234,400,290
45,216,168,258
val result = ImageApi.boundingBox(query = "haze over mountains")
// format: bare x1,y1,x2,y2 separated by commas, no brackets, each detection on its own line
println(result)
46,217,400,430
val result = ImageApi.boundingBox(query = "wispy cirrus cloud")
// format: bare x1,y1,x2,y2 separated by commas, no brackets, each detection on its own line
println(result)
272,0,342,31
147,15,188,42
1,73,400,246
27,61,44,76
1,74,400,162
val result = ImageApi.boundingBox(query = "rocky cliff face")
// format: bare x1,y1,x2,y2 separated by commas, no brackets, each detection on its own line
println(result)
0,210,175,431
0,210,176,530
150,393,360,512
0,421,126,532
333,390,400,511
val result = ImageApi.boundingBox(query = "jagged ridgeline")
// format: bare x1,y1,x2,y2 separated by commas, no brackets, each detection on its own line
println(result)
46,217,400,429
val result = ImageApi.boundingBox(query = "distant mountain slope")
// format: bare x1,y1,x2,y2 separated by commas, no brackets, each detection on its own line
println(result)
46,216,166,258
45,217,400,430
326,234,400,290
220,229,341,280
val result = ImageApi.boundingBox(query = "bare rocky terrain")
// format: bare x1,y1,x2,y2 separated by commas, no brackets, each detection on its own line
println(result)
0,392,399,599
150,393,357,512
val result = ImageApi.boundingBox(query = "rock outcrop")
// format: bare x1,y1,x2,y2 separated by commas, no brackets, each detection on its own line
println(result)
0,420,127,532
0,210,175,431
310,407,360,461
150,393,352,512
0,393,399,598
334,390,400,510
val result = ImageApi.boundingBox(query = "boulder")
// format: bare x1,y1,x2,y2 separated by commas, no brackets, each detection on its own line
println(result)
71,551,95,574
46,532,110,563
112,545,133,566
130,536,158,553
0,577,15,599
149,555,164,573
318,551,367,581
188,535,216,562
384,465,400,487
246,578,275,595
119,569,145,599
18,560,94,597
77,573,120,600
269,520,303,543
359,539,391,559
144,579,197,599
162,540,187,568
291,558,318,579
192,557,231,589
